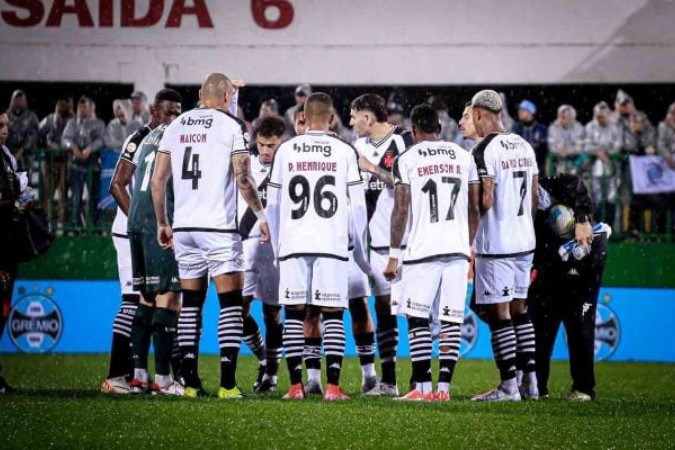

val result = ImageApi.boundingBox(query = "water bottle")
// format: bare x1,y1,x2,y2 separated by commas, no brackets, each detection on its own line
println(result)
572,244,590,261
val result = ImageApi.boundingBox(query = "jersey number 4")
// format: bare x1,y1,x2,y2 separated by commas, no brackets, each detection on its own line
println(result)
422,177,460,222
289,175,338,219
181,146,202,190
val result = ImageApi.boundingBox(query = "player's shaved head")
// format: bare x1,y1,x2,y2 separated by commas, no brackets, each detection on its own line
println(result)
304,92,334,130
199,72,233,108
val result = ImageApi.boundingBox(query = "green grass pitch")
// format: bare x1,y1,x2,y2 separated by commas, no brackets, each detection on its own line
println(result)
0,355,673,449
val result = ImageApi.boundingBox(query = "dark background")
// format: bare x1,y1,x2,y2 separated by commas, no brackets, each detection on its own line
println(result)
2,81,674,127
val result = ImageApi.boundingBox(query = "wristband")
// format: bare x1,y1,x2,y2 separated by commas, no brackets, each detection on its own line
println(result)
389,247,400,259
254,209,267,222
576,214,590,224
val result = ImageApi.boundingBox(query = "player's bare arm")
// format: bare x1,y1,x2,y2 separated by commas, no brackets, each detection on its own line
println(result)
109,159,135,215
479,176,494,213
232,152,270,242
151,151,173,249
359,153,395,188
384,183,410,281
468,183,480,245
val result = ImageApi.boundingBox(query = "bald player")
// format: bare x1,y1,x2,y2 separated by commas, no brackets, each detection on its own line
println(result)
152,73,269,399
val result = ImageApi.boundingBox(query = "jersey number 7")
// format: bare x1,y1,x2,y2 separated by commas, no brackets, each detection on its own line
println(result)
513,170,528,216
182,146,202,190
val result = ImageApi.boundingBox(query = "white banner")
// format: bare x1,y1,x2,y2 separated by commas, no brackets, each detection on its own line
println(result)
1,0,674,92
629,155,675,194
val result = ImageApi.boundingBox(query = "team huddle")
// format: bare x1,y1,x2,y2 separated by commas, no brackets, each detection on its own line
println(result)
101,73,540,402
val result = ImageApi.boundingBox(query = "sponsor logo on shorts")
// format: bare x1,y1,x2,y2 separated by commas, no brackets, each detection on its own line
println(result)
314,290,341,303
502,286,510,297
441,305,463,320
594,297,620,361
405,298,427,314
146,276,160,286
8,290,63,354
284,288,306,301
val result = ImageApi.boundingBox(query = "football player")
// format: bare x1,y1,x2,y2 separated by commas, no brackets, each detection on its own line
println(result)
151,73,268,399
349,93,413,396
125,89,184,395
469,90,539,402
385,104,480,401
102,90,181,394
239,116,286,393
267,92,370,401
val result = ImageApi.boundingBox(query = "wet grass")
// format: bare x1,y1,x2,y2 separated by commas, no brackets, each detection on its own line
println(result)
0,355,673,449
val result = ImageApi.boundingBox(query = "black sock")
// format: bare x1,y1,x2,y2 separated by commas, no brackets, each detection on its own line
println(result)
152,307,178,377
178,289,206,388
512,313,537,374
408,317,432,386
283,308,304,385
354,332,376,367
218,290,243,390
376,312,398,385
107,294,138,379
490,319,518,383
323,310,346,386
242,315,266,362
171,335,181,380
131,303,154,375
264,312,283,378
438,322,461,385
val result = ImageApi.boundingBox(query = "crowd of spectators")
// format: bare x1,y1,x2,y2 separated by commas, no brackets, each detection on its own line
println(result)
2,85,673,238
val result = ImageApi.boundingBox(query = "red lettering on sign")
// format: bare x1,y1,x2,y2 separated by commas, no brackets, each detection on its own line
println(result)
121,0,163,27
99,0,113,27
45,0,94,27
251,0,293,29
166,0,213,28
1,0,44,27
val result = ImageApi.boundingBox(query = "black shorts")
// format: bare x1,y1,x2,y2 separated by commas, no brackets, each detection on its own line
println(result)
129,231,180,294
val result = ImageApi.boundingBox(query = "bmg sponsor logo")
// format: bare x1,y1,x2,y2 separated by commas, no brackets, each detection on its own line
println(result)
293,142,332,157
594,299,620,361
9,293,63,353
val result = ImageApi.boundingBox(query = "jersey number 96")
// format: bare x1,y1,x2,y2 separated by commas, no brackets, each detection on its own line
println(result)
289,175,338,219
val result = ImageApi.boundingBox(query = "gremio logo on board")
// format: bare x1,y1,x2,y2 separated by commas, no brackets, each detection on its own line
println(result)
8,289,63,354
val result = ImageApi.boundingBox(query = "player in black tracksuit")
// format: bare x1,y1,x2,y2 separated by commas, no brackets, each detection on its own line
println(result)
528,174,608,400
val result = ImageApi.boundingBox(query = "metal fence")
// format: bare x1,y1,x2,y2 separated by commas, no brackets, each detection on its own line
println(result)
27,148,674,242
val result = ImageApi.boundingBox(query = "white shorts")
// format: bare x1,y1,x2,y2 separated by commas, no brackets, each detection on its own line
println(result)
397,258,468,324
475,253,534,305
173,231,244,279
113,235,134,295
369,250,392,297
243,237,279,305
279,257,348,308
348,251,371,300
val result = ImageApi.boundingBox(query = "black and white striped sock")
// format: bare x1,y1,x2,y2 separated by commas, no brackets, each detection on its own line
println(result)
354,332,376,380
490,319,518,387
376,312,398,385
438,322,461,391
107,294,138,379
409,317,432,392
513,313,537,374
243,315,266,362
284,308,305,385
323,311,346,386
217,290,244,390
177,289,206,388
